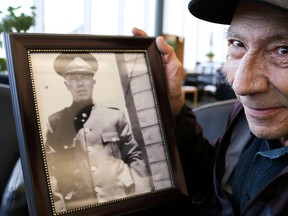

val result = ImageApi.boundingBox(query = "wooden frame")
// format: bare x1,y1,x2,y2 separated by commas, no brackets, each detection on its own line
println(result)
4,33,187,216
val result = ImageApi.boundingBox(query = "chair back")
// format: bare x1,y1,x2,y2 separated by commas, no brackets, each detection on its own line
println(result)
0,83,19,204
194,99,238,143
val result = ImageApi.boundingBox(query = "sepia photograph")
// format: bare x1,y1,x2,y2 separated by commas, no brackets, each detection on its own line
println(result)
31,51,174,213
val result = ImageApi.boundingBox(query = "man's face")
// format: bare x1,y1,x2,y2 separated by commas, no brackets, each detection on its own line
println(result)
223,1,288,142
64,74,96,103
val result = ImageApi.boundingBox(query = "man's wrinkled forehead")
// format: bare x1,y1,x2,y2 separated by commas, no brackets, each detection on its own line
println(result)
226,1,288,48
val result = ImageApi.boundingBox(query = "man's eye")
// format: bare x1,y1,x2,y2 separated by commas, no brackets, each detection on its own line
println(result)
278,46,288,55
69,78,77,82
232,40,244,48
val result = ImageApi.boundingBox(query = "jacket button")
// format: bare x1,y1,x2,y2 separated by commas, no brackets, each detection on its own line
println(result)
95,186,101,193
87,146,94,152
91,166,97,172
245,193,251,200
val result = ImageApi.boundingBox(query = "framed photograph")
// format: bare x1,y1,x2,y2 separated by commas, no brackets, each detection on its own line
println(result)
4,33,187,216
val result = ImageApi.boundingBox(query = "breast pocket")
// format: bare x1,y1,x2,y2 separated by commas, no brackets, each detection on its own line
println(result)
101,132,121,158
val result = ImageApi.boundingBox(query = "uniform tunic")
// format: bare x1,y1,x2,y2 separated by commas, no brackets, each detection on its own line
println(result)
45,102,150,212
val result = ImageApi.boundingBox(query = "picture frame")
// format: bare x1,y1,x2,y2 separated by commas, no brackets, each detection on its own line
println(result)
4,33,187,216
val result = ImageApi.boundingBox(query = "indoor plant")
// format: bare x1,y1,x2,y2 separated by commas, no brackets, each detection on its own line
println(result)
206,51,215,62
0,6,36,73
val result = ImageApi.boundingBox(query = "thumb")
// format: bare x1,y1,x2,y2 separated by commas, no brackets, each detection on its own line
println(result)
156,36,179,65
155,36,170,55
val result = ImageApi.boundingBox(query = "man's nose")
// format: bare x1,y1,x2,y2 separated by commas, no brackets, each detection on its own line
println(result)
232,53,269,96
76,79,85,85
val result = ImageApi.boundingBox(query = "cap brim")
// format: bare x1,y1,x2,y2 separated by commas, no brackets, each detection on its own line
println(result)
188,0,239,25
63,71,95,76
188,0,288,25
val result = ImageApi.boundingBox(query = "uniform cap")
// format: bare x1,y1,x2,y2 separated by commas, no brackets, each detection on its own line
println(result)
188,0,288,25
54,53,98,77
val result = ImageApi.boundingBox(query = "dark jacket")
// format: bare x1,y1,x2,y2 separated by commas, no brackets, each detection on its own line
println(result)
176,102,288,215
45,102,150,212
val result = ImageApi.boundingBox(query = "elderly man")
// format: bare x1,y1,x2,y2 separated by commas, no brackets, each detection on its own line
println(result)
133,0,288,215
45,53,150,212
3,0,288,215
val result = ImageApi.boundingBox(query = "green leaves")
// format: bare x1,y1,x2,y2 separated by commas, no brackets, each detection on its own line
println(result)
0,6,36,33
0,6,36,69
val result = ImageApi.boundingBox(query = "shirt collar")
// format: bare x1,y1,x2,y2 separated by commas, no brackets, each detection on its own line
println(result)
257,139,288,159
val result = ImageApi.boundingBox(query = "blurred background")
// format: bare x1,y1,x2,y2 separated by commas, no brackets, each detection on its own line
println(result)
0,0,235,108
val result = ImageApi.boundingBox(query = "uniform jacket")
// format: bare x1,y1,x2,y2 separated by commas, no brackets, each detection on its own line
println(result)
45,102,150,211
176,102,288,216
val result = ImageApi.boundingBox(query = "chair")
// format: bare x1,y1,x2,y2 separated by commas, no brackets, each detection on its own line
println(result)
182,85,198,108
0,84,19,204
194,99,238,143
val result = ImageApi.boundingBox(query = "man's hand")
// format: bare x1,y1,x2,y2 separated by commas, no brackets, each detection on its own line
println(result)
132,27,185,116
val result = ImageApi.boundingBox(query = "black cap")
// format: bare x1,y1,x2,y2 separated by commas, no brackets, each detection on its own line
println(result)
54,53,98,77
188,0,288,25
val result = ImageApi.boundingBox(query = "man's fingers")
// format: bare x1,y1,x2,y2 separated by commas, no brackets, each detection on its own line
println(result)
131,27,148,36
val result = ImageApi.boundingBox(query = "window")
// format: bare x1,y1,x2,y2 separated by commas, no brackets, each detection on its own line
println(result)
162,0,228,70
40,0,156,36
90,0,155,36
43,0,84,33
1,0,228,70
